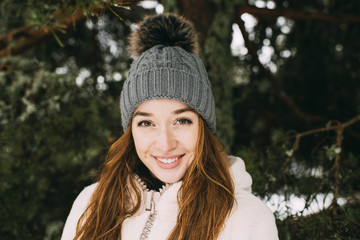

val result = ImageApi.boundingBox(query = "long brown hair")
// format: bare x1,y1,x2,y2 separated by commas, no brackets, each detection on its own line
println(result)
75,118,235,240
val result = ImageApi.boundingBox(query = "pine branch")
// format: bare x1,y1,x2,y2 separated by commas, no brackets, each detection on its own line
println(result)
0,10,89,58
0,0,146,58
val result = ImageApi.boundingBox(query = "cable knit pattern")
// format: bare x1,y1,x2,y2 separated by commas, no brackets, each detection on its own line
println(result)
61,156,278,240
120,45,216,133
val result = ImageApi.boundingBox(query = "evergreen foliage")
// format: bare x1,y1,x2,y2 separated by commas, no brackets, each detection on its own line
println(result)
0,56,122,239
277,203,360,239
164,0,239,148
202,4,236,150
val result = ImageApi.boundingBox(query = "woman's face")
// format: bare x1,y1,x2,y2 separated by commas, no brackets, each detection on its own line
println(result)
131,99,199,183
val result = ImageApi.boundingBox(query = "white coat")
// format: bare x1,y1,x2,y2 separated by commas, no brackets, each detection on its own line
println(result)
61,156,278,239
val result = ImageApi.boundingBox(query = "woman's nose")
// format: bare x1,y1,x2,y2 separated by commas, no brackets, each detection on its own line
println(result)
155,127,177,153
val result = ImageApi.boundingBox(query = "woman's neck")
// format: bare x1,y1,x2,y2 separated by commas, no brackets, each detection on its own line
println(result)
134,162,165,191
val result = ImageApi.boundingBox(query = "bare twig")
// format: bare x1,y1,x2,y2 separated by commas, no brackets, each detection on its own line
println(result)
332,123,344,214
277,114,360,179
275,115,360,217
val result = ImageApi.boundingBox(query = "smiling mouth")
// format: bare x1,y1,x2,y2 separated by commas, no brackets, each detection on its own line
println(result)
155,155,184,164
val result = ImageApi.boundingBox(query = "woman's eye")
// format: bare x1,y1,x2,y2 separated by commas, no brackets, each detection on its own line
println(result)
137,121,153,127
176,118,192,125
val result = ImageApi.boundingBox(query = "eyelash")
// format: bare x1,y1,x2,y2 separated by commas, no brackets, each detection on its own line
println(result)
175,118,192,125
136,118,193,127
137,120,153,127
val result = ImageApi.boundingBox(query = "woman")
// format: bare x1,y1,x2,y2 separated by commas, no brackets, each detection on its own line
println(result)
61,13,278,240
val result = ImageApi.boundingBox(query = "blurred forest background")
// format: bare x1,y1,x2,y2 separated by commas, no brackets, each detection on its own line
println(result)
1,0,360,239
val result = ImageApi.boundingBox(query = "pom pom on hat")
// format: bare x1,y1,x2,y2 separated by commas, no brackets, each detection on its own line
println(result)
129,13,199,57
121,13,216,133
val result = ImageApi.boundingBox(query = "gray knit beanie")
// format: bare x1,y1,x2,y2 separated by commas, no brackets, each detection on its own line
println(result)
120,13,216,133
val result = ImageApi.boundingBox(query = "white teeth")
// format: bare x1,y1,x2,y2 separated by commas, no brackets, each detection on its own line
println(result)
157,157,179,164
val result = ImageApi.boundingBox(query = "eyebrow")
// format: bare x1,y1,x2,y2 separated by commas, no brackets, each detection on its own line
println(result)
133,107,196,117
173,107,196,115
133,111,152,117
